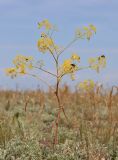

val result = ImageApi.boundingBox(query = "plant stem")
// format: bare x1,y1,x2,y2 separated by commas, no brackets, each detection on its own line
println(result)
33,66,57,77
53,55,68,145
58,38,77,57
25,72,54,91
53,56,60,145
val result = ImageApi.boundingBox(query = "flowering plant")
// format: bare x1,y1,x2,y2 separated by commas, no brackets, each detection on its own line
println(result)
5,19,106,145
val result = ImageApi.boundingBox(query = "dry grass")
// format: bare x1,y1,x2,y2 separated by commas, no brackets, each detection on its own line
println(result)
0,85,118,159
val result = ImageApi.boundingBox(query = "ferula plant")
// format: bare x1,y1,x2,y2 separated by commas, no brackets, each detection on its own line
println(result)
5,19,106,145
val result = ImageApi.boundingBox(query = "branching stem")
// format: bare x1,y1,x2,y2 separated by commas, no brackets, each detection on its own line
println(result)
33,66,57,77
25,72,54,91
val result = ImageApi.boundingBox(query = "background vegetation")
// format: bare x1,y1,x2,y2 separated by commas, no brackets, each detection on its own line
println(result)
0,85,118,160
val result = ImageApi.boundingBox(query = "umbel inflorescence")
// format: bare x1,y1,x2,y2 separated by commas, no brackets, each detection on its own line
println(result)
5,19,106,82
5,19,106,145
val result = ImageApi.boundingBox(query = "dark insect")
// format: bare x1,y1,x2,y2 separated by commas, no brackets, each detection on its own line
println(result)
71,64,76,67
41,33,47,38
101,55,105,58
25,58,29,61
98,55,105,60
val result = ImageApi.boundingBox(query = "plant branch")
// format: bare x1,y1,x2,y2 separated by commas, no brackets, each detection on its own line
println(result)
24,72,54,91
58,38,77,57
33,66,57,77
59,66,91,79
47,47,58,64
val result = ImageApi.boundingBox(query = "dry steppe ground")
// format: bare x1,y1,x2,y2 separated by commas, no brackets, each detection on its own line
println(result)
0,85,118,160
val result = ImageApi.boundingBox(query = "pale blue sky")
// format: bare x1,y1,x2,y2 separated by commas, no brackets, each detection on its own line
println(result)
0,0,118,89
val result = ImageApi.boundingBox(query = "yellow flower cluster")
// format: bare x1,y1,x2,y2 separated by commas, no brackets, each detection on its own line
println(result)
88,55,106,72
71,53,80,62
5,68,17,78
37,33,54,53
76,24,96,40
38,19,52,30
60,53,80,80
62,59,78,74
83,24,96,40
79,79,95,91
5,55,33,77
98,55,106,67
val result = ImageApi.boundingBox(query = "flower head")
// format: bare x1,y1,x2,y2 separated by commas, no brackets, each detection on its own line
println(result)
98,55,106,68
78,79,95,91
62,59,78,74
5,55,33,78
71,53,80,62
88,55,106,72
37,34,54,53
59,58,79,80
38,19,52,30
5,68,17,78
76,24,96,40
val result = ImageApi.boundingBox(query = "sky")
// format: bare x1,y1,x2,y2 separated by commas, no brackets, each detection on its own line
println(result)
0,0,118,90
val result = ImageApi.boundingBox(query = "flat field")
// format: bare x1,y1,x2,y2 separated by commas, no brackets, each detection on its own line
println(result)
0,86,118,160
